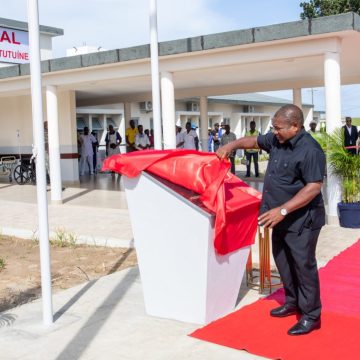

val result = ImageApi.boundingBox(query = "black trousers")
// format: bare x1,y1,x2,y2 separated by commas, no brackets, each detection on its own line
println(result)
347,148,357,155
245,152,259,177
229,156,235,175
272,227,322,320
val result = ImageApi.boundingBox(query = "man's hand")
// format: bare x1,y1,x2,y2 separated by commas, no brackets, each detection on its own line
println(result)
258,207,284,229
216,136,258,160
216,144,233,159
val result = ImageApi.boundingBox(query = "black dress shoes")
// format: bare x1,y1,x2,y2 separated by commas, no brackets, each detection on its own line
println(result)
287,317,321,336
270,304,298,317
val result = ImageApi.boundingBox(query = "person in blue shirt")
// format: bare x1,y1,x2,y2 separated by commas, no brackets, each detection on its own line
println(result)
208,128,214,152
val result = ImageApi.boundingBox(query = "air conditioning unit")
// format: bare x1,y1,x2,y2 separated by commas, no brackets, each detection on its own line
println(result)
186,102,199,112
139,101,153,112
243,105,255,113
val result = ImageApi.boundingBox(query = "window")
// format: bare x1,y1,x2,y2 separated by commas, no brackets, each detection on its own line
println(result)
76,117,86,130
92,117,103,130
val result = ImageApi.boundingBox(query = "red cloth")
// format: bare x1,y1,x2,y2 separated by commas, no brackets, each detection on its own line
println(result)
103,150,261,254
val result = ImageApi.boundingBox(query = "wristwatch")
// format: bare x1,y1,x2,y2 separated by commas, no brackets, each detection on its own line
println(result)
280,208,288,216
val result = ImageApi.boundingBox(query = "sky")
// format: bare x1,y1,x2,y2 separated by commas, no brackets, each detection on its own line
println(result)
2,0,359,116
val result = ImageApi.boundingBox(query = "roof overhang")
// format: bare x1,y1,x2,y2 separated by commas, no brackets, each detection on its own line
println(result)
0,13,359,105
0,17,63,37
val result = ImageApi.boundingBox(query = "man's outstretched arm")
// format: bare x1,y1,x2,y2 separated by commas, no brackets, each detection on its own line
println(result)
216,136,258,159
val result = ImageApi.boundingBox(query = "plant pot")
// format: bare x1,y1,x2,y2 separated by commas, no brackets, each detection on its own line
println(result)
338,202,360,228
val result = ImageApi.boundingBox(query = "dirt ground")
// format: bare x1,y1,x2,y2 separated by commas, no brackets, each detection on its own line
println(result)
0,236,137,313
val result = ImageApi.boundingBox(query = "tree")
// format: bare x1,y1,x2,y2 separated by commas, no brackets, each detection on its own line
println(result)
300,0,360,19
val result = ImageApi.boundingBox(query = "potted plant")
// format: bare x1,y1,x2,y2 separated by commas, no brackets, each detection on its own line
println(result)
326,128,360,228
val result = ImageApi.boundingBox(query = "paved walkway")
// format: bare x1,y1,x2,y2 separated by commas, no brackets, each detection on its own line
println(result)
0,171,359,359
0,176,133,248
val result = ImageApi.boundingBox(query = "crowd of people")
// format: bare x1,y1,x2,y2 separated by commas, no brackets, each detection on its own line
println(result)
77,121,155,176
77,120,265,176
77,114,359,177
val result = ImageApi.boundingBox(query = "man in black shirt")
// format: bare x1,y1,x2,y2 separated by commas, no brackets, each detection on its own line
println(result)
217,104,326,336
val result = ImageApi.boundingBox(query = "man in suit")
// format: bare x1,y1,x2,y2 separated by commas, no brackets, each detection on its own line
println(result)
343,117,358,155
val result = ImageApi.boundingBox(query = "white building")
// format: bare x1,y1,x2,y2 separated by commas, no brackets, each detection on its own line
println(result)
1,12,360,223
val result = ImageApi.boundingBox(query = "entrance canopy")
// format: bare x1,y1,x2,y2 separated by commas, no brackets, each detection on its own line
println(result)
0,12,359,104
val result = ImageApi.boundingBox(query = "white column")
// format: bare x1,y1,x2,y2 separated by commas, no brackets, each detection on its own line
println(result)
199,96,208,151
98,114,106,151
292,88,302,109
102,114,107,129
119,113,126,152
324,52,343,133
324,51,342,222
88,114,92,131
161,72,176,149
46,86,62,204
27,0,53,325
149,0,162,149
124,102,131,126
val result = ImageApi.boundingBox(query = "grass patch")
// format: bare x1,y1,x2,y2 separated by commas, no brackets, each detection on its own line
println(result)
50,228,78,248
0,258,6,271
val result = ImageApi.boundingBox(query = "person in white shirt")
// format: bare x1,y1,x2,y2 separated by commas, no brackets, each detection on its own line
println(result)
79,126,97,176
105,124,122,156
220,124,237,174
176,125,183,148
135,125,150,150
178,122,199,150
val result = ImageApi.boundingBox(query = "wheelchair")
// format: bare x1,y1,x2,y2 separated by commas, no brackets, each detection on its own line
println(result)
13,157,36,185
0,156,17,183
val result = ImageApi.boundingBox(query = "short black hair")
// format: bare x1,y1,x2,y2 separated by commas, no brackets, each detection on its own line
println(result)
274,104,304,127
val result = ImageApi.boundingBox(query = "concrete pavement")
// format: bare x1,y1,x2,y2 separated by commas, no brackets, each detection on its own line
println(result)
0,172,359,359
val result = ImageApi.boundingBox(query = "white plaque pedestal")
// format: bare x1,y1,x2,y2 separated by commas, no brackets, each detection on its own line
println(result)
123,172,249,324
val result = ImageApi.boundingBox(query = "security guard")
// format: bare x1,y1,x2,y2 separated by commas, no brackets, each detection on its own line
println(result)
216,104,326,336
245,120,260,177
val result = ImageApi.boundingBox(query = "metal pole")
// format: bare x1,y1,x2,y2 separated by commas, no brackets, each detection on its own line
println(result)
27,0,53,325
149,0,162,149
16,130,21,161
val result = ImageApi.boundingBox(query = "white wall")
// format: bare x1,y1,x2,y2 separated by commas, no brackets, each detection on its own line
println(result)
0,90,79,185
39,34,54,60
0,95,34,155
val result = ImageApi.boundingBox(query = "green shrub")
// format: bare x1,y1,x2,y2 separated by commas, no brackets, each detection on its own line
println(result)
326,128,360,203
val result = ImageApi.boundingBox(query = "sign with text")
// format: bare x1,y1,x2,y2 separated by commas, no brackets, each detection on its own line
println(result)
0,27,29,64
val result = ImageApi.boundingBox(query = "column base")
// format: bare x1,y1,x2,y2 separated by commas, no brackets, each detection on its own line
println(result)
326,214,339,226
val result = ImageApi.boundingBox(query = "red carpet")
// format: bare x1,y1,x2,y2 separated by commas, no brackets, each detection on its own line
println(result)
190,240,360,360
